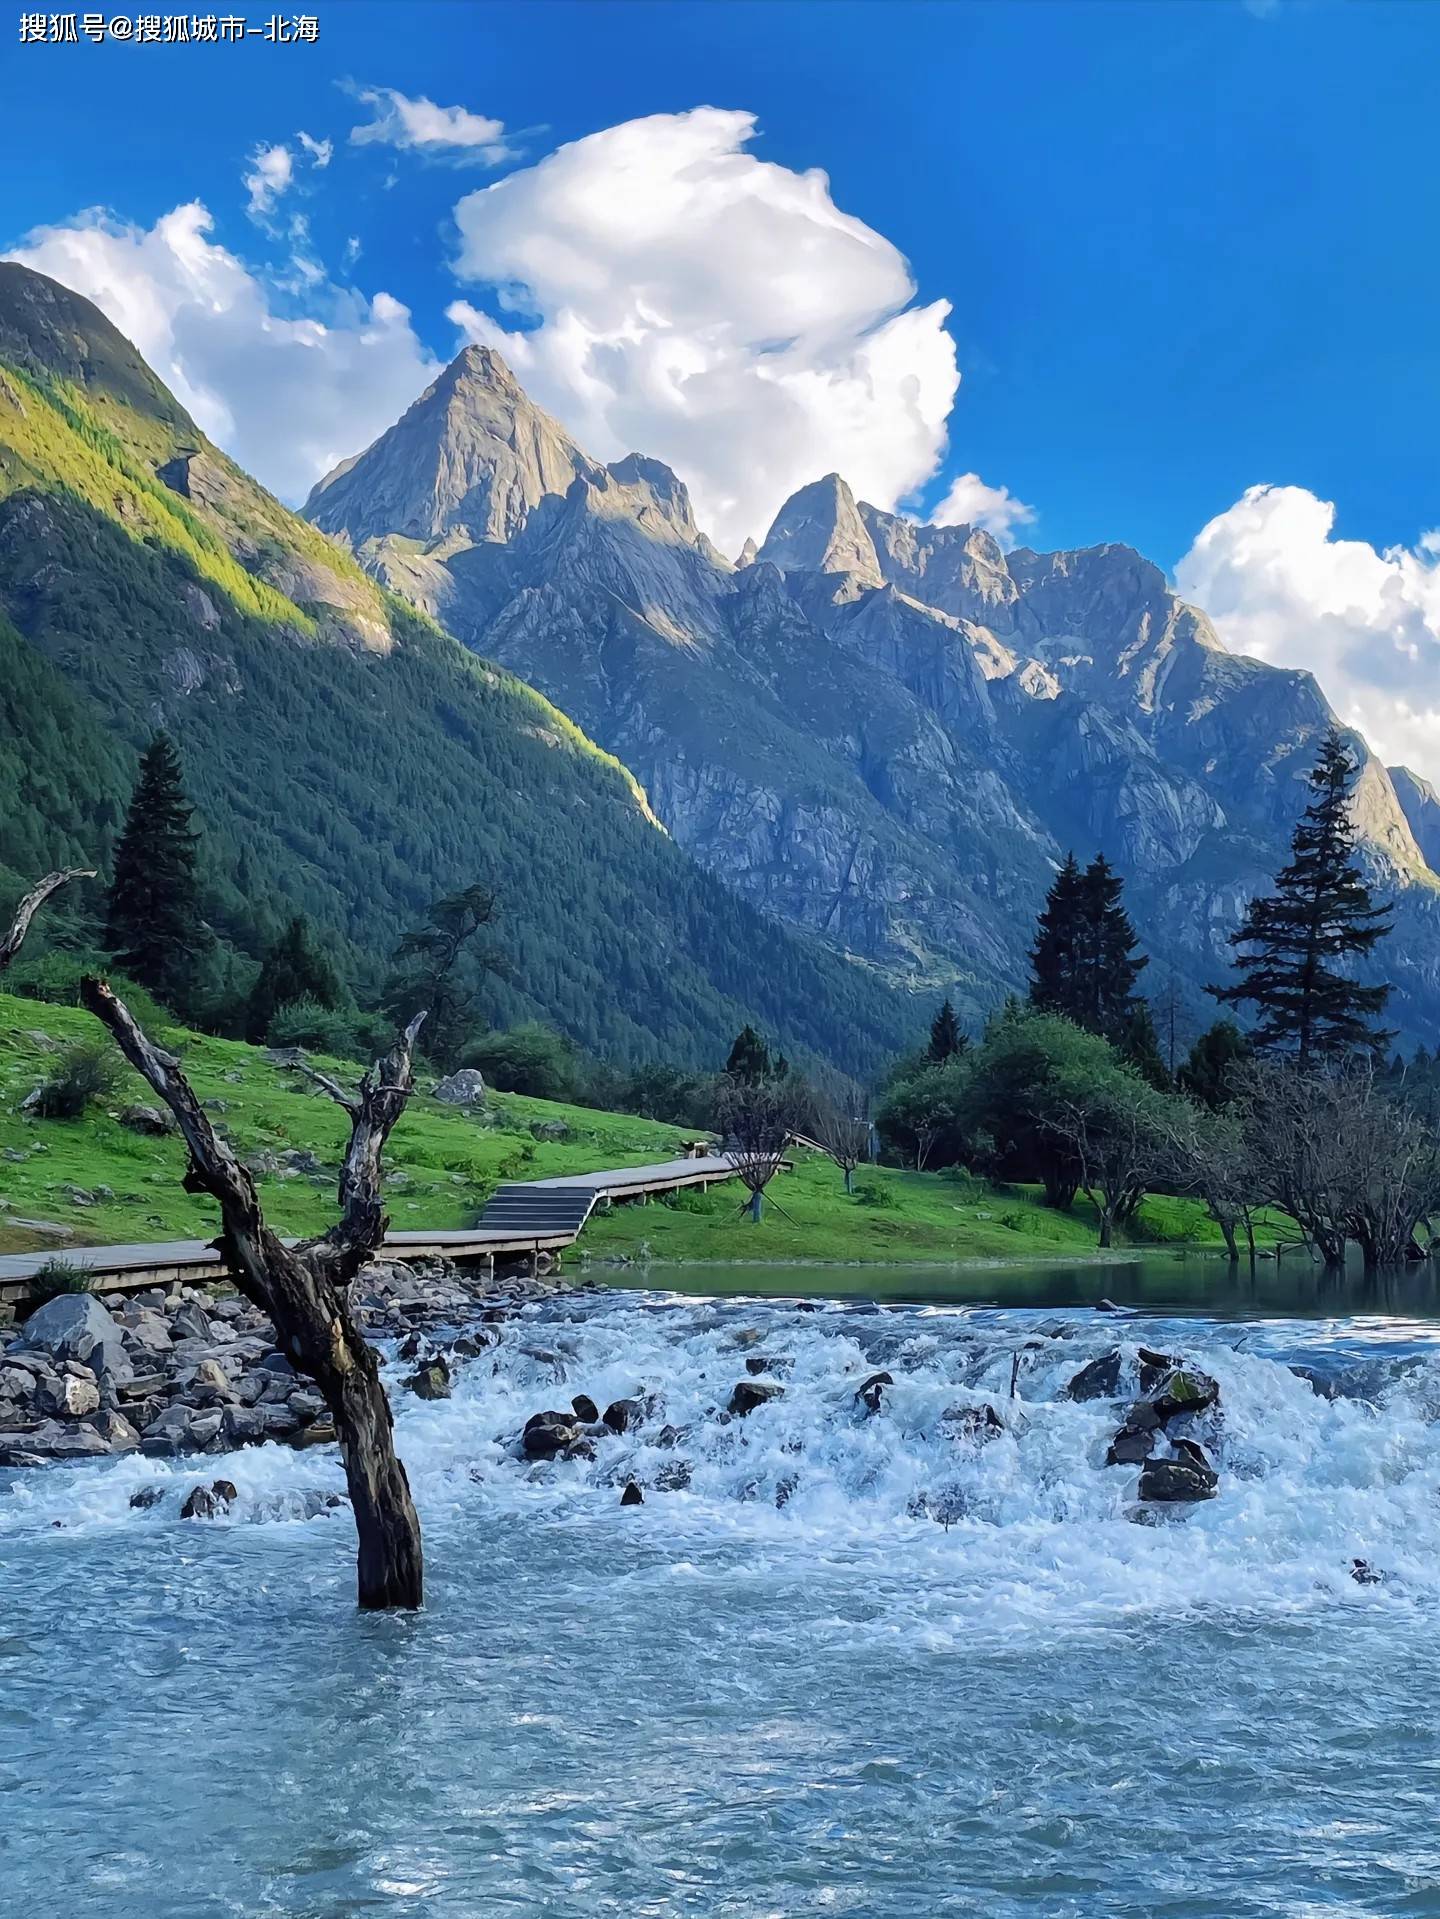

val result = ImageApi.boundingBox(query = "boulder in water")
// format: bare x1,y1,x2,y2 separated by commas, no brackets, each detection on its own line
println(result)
180,1480,235,1520
1106,1423,1156,1466
602,1397,644,1435
1351,1558,1386,1586
620,1480,644,1507
571,1394,600,1424
728,1380,785,1417
941,1402,1004,1443
128,1484,165,1510
855,1371,893,1416
407,1357,452,1401
522,1410,582,1459
1066,1351,1123,1400
1138,1448,1218,1503
1150,1368,1220,1420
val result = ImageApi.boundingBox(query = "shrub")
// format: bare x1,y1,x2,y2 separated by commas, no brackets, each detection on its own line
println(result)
4,949,175,1036
267,998,388,1060
853,1177,898,1209
35,1041,121,1119
31,1256,92,1299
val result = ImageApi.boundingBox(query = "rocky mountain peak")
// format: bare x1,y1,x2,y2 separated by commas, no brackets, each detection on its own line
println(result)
757,473,884,587
304,344,594,550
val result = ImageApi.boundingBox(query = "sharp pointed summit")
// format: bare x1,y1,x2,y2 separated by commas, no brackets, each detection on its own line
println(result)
757,473,885,586
305,343,597,550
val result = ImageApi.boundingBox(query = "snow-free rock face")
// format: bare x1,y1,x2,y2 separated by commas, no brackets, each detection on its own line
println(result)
306,348,1440,1037
306,345,596,549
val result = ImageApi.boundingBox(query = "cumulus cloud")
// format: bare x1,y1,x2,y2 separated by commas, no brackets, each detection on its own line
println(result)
1177,484,1440,782
446,106,961,554
349,86,510,160
243,143,293,217
298,131,332,168
7,203,439,504
931,470,1035,545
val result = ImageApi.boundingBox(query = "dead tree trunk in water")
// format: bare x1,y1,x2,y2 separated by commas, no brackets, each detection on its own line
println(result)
0,869,94,975
81,978,426,1610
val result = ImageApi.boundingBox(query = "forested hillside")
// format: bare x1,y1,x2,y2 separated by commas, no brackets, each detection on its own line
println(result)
0,264,912,1075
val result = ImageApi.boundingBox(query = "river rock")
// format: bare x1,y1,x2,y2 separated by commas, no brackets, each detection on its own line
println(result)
1149,1368,1220,1420
1139,1449,1218,1503
19,1292,132,1382
120,1104,174,1136
88,1409,140,1450
521,1410,584,1459
602,1396,643,1434
941,1402,1004,1443
123,1309,174,1358
620,1479,644,1506
141,1403,223,1456
571,1394,599,1424
855,1370,893,1415
39,1374,100,1418
9,1420,114,1461
180,1480,235,1519
1066,1351,1123,1400
1106,1423,1156,1466
434,1069,487,1106
728,1380,785,1417
129,1484,165,1510
407,1357,452,1401
170,1302,213,1344
652,1460,692,1492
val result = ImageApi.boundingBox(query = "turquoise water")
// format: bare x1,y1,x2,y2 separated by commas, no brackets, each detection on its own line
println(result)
6,1262,1440,1915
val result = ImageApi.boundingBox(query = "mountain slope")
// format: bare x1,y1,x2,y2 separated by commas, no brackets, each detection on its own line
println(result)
307,343,1440,1043
0,263,915,1075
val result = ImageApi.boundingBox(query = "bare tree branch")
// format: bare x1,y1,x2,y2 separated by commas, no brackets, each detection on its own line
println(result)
81,975,425,1611
0,869,95,975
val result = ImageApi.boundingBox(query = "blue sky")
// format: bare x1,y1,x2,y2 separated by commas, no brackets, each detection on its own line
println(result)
4,0,1439,770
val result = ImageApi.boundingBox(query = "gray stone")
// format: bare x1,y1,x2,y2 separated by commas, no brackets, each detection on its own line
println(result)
407,1358,452,1401
1066,1351,1123,1401
38,1374,100,1418
728,1380,785,1417
434,1068,487,1106
88,1409,141,1450
620,1480,644,1507
20,1293,132,1382
141,1404,223,1456
170,1302,213,1344
120,1104,174,1137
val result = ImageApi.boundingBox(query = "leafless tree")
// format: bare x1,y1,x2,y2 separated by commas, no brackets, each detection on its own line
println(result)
1235,1060,1440,1272
81,977,427,1610
1158,1100,1263,1263
806,1086,871,1193
716,1074,799,1222
0,869,94,975
1048,1079,1174,1249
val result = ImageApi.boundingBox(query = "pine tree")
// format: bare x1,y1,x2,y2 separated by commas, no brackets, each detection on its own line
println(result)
1178,1020,1252,1108
725,1024,772,1084
104,733,207,1008
1120,1002,1170,1089
1209,729,1393,1063
384,882,499,1066
1030,851,1147,1041
245,915,344,1043
928,997,965,1061
1029,853,1085,1021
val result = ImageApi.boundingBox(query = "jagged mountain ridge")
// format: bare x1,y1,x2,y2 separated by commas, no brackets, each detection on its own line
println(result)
0,264,918,1075
305,345,1440,1043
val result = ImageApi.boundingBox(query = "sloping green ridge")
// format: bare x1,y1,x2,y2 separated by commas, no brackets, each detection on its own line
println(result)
0,270,912,1074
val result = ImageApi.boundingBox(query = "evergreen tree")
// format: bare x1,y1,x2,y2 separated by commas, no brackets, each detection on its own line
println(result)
725,1024,772,1084
245,915,344,1043
1029,853,1085,1021
1178,1020,1252,1108
1209,729,1393,1063
104,732,207,1009
1030,851,1147,1041
1120,1002,1170,1090
384,882,499,1066
928,996,965,1061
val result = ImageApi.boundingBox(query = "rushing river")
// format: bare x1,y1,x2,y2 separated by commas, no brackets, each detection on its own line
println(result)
6,1256,1440,1916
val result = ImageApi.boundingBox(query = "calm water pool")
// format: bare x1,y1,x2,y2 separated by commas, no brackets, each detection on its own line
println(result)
5,1260,1440,1915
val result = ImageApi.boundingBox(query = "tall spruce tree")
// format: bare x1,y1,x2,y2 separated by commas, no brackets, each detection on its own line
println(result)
725,1024,772,1084
245,915,344,1043
104,733,206,1009
384,882,499,1067
928,997,965,1061
1030,851,1147,1042
1209,729,1393,1063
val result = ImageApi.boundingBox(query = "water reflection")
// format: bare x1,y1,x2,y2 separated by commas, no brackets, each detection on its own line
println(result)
609,1251,1440,1318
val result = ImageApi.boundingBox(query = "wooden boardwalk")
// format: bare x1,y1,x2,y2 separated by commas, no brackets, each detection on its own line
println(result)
0,1154,737,1306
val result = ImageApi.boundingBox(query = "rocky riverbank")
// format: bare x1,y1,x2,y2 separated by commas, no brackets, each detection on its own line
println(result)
0,1256,571,1470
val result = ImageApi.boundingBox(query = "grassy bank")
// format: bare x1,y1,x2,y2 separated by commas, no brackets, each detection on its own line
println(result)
581,1153,1247,1266
1,990,1240,1265
0,990,679,1255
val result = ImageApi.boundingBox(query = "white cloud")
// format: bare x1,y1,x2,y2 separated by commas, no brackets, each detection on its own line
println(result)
931,470,1036,545
243,142,293,217
1177,483,1440,782
298,131,333,168
7,203,439,505
446,106,961,554
349,86,509,160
